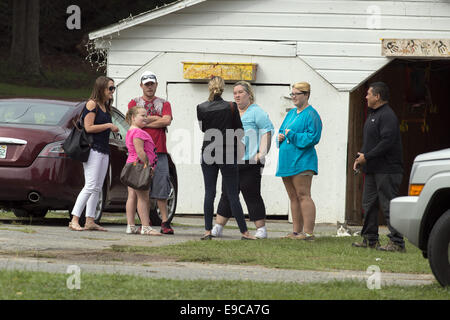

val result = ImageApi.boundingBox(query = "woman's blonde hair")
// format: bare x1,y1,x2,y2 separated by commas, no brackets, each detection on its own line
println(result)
89,76,114,113
292,82,311,98
125,106,146,125
233,81,255,104
208,76,225,102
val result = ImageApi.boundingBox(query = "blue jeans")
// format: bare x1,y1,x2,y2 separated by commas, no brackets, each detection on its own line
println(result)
201,160,248,233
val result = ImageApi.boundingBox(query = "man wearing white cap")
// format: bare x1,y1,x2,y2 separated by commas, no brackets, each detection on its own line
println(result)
128,71,174,234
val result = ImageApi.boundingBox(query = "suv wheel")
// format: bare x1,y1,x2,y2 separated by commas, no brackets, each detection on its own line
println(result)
427,209,450,287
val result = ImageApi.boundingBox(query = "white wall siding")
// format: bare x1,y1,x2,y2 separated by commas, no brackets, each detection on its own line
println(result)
187,0,450,16
107,51,162,86
155,12,450,31
105,0,450,91
116,25,450,43
110,38,297,56
108,51,161,66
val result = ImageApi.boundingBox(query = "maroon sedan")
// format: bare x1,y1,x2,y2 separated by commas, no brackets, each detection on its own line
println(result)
0,98,177,225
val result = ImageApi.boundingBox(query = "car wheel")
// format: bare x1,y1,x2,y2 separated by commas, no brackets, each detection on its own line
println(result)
12,208,48,218
427,209,450,287
69,185,105,226
150,175,177,226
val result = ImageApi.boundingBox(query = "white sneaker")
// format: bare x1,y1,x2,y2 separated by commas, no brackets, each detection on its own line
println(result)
255,227,267,239
211,224,223,237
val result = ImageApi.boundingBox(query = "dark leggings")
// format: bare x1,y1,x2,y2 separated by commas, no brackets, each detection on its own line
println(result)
201,161,248,233
217,163,266,221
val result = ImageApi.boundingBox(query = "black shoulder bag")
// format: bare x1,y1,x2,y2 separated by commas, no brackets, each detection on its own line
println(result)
62,104,96,162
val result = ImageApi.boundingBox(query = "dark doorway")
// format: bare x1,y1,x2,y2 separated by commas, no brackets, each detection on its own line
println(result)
346,59,450,225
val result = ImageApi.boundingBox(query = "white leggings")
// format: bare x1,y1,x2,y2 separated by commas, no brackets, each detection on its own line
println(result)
71,149,109,218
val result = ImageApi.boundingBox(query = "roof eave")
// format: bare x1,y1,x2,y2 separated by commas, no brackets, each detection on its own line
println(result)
89,0,208,40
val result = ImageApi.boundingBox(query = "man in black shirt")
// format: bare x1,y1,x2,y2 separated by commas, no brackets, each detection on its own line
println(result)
352,82,406,252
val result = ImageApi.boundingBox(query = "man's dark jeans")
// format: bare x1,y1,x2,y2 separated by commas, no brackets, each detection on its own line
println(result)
361,173,405,247
201,160,248,233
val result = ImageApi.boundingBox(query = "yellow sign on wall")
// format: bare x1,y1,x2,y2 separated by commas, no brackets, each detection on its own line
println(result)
182,62,257,81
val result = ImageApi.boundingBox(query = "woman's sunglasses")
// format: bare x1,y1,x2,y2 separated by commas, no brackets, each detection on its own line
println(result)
108,86,116,92
289,92,307,97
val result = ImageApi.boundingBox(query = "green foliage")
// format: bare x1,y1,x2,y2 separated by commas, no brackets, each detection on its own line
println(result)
0,0,179,91
1,0,180,54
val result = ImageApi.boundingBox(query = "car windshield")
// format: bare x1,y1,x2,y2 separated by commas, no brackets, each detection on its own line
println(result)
112,110,130,139
0,101,71,126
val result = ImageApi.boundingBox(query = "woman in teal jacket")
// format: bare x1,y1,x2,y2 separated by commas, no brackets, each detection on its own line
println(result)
276,82,322,240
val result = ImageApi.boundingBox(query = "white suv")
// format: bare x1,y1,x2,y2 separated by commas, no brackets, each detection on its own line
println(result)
390,148,450,287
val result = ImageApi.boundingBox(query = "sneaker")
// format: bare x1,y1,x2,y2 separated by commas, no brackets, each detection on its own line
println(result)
377,241,406,253
352,238,380,249
211,224,223,238
255,227,267,239
160,221,174,234
126,225,140,234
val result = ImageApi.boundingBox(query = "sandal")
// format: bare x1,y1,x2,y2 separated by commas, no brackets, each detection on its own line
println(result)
84,222,107,232
68,222,84,231
281,232,299,239
141,226,162,236
200,234,213,240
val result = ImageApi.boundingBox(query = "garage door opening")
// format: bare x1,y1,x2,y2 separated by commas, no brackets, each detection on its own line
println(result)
346,59,450,225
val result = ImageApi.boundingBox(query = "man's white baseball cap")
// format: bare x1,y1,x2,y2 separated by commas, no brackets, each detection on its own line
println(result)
141,71,157,84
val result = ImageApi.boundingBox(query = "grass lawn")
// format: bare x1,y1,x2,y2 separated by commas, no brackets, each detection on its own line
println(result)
0,55,99,101
1,270,448,300
110,237,432,274
0,211,444,301
0,210,433,274
0,82,90,100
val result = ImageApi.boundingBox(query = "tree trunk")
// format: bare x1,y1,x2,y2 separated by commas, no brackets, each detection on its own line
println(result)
9,0,41,75
10,0,26,66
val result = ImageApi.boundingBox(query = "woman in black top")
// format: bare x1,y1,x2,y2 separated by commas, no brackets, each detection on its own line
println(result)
69,76,119,231
197,76,256,240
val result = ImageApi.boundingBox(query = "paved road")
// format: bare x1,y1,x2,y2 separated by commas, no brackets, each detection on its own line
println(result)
0,215,436,287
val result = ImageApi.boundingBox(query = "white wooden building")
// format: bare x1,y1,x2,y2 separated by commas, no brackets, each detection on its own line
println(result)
89,0,450,224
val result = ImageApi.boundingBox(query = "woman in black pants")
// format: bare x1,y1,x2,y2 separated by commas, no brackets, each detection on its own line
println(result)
197,76,256,240
212,81,274,239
